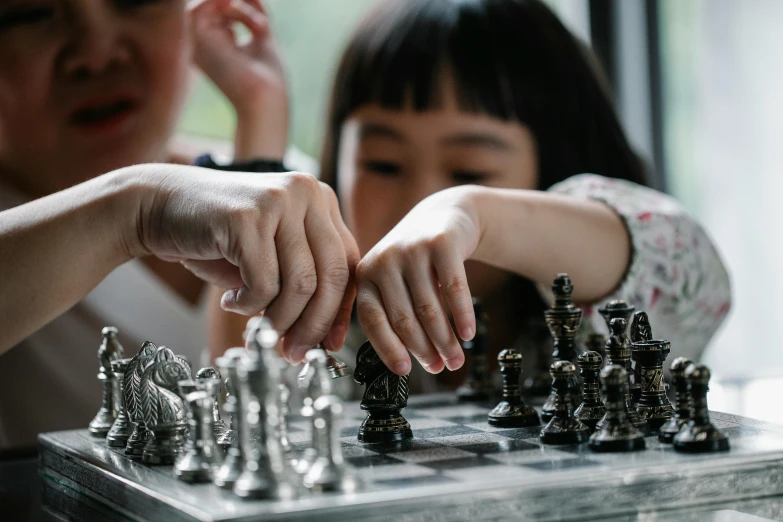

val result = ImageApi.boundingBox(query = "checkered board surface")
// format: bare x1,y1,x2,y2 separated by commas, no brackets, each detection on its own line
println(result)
38,393,783,522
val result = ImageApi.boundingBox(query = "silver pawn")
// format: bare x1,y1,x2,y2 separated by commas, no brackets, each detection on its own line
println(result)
175,383,223,482
233,318,298,500
303,394,361,493
294,349,332,476
213,347,248,489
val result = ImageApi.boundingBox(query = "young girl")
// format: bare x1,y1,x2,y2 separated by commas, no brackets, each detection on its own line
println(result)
306,0,730,381
0,0,356,451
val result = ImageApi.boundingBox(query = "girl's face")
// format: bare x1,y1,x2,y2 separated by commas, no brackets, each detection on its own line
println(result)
337,81,539,298
0,0,190,190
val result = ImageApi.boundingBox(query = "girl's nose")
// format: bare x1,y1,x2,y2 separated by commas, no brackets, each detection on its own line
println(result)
62,6,130,77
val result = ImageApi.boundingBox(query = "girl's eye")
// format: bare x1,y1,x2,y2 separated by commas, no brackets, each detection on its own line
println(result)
115,0,163,9
452,170,492,185
363,161,402,177
0,6,54,30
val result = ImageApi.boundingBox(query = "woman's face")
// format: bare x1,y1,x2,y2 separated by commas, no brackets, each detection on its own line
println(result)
0,0,190,189
337,82,539,298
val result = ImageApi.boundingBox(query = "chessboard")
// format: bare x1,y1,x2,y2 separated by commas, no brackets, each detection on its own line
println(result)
39,393,783,522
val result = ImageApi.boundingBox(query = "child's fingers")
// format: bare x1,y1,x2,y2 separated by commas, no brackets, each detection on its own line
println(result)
403,263,464,371
223,0,269,37
187,0,229,17
376,272,443,374
356,281,412,376
432,250,476,341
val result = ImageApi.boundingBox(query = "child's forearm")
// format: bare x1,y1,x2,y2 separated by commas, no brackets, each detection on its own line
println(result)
470,187,630,302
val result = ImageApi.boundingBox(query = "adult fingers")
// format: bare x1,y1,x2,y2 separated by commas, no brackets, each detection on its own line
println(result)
181,259,244,289
432,246,475,341
283,204,350,363
403,262,464,371
356,280,414,376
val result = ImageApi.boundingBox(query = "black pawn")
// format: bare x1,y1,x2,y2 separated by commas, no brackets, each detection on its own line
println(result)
632,339,674,434
574,351,605,431
588,365,646,452
599,301,638,402
597,318,649,435
659,357,693,443
457,298,494,402
541,274,583,422
488,349,540,427
540,361,590,445
674,364,729,453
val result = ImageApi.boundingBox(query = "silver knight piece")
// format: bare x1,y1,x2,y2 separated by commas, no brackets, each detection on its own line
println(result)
139,346,191,465
214,347,249,488
175,381,224,483
233,318,298,500
196,366,230,443
124,342,159,459
89,326,125,437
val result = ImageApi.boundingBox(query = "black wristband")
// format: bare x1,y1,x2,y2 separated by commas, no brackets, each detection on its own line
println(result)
194,153,288,173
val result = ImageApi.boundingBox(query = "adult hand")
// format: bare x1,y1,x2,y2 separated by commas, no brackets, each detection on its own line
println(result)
355,186,482,376
129,165,358,362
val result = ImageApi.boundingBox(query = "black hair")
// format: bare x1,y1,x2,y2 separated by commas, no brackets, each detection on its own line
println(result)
320,0,648,190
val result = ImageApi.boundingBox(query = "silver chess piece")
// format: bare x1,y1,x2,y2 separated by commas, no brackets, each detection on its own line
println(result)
196,367,230,443
303,394,361,493
124,342,159,459
139,346,191,465
295,349,333,476
89,326,125,437
106,358,134,447
175,382,224,483
298,344,349,388
233,318,298,500
214,347,249,489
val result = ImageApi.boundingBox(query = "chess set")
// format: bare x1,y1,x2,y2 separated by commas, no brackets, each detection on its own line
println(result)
38,274,783,521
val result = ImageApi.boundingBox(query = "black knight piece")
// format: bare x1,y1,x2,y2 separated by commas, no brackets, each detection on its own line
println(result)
124,341,159,459
106,358,133,447
488,349,539,427
659,357,693,443
597,319,649,435
674,364,729,453
539,361,590,445
599,301,639,402
574,351,605,431
632,339,674,433
541,274,583,422
355,341,413,444
89,326,125,437
457,298,494,402
588,365,646,452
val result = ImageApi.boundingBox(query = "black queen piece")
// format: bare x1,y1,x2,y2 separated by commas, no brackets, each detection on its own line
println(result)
354,341,413,444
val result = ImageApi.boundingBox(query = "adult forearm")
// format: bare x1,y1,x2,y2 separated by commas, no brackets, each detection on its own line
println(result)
0,171,140,354
470,187,630,302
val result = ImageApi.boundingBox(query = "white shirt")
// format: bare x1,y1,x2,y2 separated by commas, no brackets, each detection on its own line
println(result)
0,184,209,451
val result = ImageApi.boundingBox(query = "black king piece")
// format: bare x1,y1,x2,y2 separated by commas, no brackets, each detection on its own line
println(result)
541,274,583,422
457,298,494,402
354,341,413,444
597,318,649,435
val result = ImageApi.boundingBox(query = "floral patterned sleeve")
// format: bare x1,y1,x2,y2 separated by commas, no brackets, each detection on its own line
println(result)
541,174,732,363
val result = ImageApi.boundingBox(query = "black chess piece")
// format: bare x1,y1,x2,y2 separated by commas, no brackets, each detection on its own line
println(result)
488,349,540,427
658,357,693,443
574,351,605,431
457,298,494,402
588,365,646,452
541,274,583,422
354,341,413,444
585,333,606,359
89,327,125,437
540,361,590,445
596,319,649,435
673,364,729,453
632,339,674,434
629,311,655,402
106,358,133,447
599,301,638,402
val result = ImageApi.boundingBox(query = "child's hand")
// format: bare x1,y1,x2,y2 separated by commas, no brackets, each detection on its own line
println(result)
355,187,483,376
189,0,288,159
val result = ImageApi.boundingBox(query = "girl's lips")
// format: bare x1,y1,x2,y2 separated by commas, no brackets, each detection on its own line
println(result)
69,99,139,133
